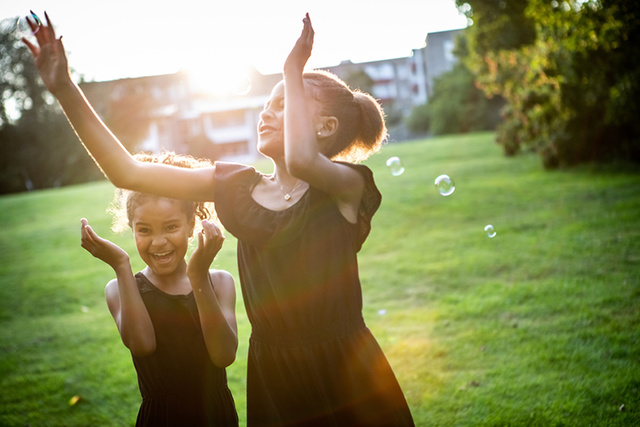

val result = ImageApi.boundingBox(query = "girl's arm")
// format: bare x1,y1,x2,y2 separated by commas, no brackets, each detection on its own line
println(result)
23,13,216,202
80,219,156,356
283,14,365,221
187,221,238,368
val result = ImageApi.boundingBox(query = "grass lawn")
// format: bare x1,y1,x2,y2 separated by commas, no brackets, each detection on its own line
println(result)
1,131,639,426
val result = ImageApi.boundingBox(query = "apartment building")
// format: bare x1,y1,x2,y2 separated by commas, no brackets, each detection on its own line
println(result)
80,28,463,162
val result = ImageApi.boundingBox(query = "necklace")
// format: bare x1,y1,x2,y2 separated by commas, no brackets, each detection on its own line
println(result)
269,175,302,201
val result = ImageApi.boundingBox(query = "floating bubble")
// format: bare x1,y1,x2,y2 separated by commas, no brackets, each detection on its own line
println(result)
386,156,405,176
378,309,387,316
16,11,41,38
434,174,455,196
484,224,496,238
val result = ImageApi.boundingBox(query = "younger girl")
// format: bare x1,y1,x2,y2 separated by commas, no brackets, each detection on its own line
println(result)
27,12,414,426
80,152,239,426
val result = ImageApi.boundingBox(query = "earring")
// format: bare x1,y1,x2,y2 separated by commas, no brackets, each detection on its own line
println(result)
317,131,322,136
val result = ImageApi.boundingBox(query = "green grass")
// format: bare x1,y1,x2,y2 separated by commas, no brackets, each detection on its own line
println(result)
1,132,639,426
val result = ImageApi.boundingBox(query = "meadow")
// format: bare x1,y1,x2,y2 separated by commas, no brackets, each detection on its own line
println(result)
1,132,638,426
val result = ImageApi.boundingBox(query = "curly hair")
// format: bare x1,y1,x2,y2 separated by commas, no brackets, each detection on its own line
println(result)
303,70,388,162
108,151,214,235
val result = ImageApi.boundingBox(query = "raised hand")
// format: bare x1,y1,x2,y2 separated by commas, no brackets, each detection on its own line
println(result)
187,220,225,280
80,218,130,270
284,13,315,74
21,12,72,95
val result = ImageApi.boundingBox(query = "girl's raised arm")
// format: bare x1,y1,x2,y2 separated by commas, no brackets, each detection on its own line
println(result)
80,219,156,356
187,220,238,368
23,13,216,202
283,14,365,220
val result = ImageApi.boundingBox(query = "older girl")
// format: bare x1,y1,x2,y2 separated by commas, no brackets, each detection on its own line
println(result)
26,12,413,426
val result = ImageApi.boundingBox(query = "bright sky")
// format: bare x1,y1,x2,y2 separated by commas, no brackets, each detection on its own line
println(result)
2,0,468,83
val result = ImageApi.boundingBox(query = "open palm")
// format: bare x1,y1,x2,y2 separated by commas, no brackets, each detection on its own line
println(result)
22,12,71,95
284,13,315,74
187,220,225,278
80,219,129,270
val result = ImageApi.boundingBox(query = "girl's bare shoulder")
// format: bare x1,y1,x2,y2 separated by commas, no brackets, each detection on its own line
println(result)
209,269,235,287
105,278,119,294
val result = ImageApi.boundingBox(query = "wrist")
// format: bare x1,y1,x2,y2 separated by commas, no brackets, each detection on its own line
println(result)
52,79,79,101
283,64,304,77
112,256,131,274
188,268,210,283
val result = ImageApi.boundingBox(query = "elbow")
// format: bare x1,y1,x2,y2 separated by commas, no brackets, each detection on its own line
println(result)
286,158,306,178
220,354,237,368
286,152,317,181
104,156,139,190
110,174,131,190
212,348,237,368
210,335,238,368
123,336,156,358
109,163,135,189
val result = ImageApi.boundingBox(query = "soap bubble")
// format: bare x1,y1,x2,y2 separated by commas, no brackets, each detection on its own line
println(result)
434,174,455,196
16,11,41,38
385,157,405,176
484,224,496,238
378,309,387,316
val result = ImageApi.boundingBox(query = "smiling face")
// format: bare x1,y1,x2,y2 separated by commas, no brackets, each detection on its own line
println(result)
257,81,286,158
131,198,194,277
258,79,341,161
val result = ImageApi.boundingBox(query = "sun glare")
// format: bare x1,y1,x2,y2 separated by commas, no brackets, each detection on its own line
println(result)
184,56,254,99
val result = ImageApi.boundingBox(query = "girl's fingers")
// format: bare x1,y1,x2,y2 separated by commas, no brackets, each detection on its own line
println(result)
26,12,39,34
31,11,55,47
200,221,224,255
80,220,95,252
81,219,93,235
42,12,52,43
21,37,39,56
32,13,47,46
80,219,101,243
44,11,54,35
80,219,89,238
45,12,58,44
197,229,205,248
303,13,314,41
201,220,222,238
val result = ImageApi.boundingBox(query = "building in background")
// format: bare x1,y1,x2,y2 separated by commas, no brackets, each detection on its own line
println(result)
80,29,463,162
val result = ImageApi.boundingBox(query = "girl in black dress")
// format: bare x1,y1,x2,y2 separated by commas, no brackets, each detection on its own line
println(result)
80,153,239,426
26,12,413,426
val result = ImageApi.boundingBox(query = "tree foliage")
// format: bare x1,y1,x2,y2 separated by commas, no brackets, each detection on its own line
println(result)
406,35,504,136
430,62,504,135
458,0,640,168
0,17,103,194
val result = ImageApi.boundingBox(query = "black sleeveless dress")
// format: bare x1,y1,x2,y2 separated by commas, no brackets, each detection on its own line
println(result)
214,162,414,427
130,273,239,426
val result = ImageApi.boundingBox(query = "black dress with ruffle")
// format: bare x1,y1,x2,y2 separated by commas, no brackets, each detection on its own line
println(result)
131,273,239,426
214,162,414,427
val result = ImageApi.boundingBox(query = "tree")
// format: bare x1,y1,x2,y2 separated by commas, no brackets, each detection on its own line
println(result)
0,17,103,193
406,103,430,134
406,34,503,136
457,0,640,168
